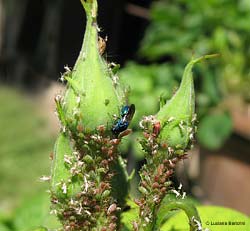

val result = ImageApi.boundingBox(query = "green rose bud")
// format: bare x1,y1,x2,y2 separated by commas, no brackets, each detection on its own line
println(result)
156,55,218,151
60,0,121,132
50,2,128,229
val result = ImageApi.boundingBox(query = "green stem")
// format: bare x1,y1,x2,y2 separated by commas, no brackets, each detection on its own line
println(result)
78,0,98,67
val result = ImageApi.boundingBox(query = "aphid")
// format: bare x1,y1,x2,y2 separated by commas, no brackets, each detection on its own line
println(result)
112,104,135,135
153,121,161,136
98,36,107,55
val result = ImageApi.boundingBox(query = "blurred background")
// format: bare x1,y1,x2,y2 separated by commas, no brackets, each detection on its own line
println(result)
0,0,250,230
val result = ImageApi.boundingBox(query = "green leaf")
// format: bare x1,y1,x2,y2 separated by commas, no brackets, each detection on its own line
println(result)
161,205,250,231
13,193,61,231
197,112,233,150
121,199,139,231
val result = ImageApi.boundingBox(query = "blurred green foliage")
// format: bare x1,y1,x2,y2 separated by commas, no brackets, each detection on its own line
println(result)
140,0,250,100
13,193,60,231
119,63,180,159
120,0,250,152
197,112,233,150
120,63,180,124
0,86,59,230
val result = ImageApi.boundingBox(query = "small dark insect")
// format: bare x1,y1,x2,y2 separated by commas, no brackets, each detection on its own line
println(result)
112,104,135,135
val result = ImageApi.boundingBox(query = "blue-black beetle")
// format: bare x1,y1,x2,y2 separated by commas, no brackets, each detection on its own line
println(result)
112,104,135,135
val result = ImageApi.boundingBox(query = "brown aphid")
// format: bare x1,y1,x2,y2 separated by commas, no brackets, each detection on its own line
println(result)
134,198,145,207
118,129,132,138
110,138,120,145
111,215,118,221
94,205,101,212
161,142,168,149
77,124,84,132
97,124,105,132
153,121,161,136
152,182,160,189
100,182,110,190
132,221,139,231
163,159,168,164
171,157,179,163
101,146,108,154
157,164,164,176
160,186,167,193
134,198,141,206
154,175,159,182
107,203,117,215
107,149,114,157
160,176,166,184
109,223,116,231
166,169,174,177
101,159,109,167
98,36,107,55
141,180,148,188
